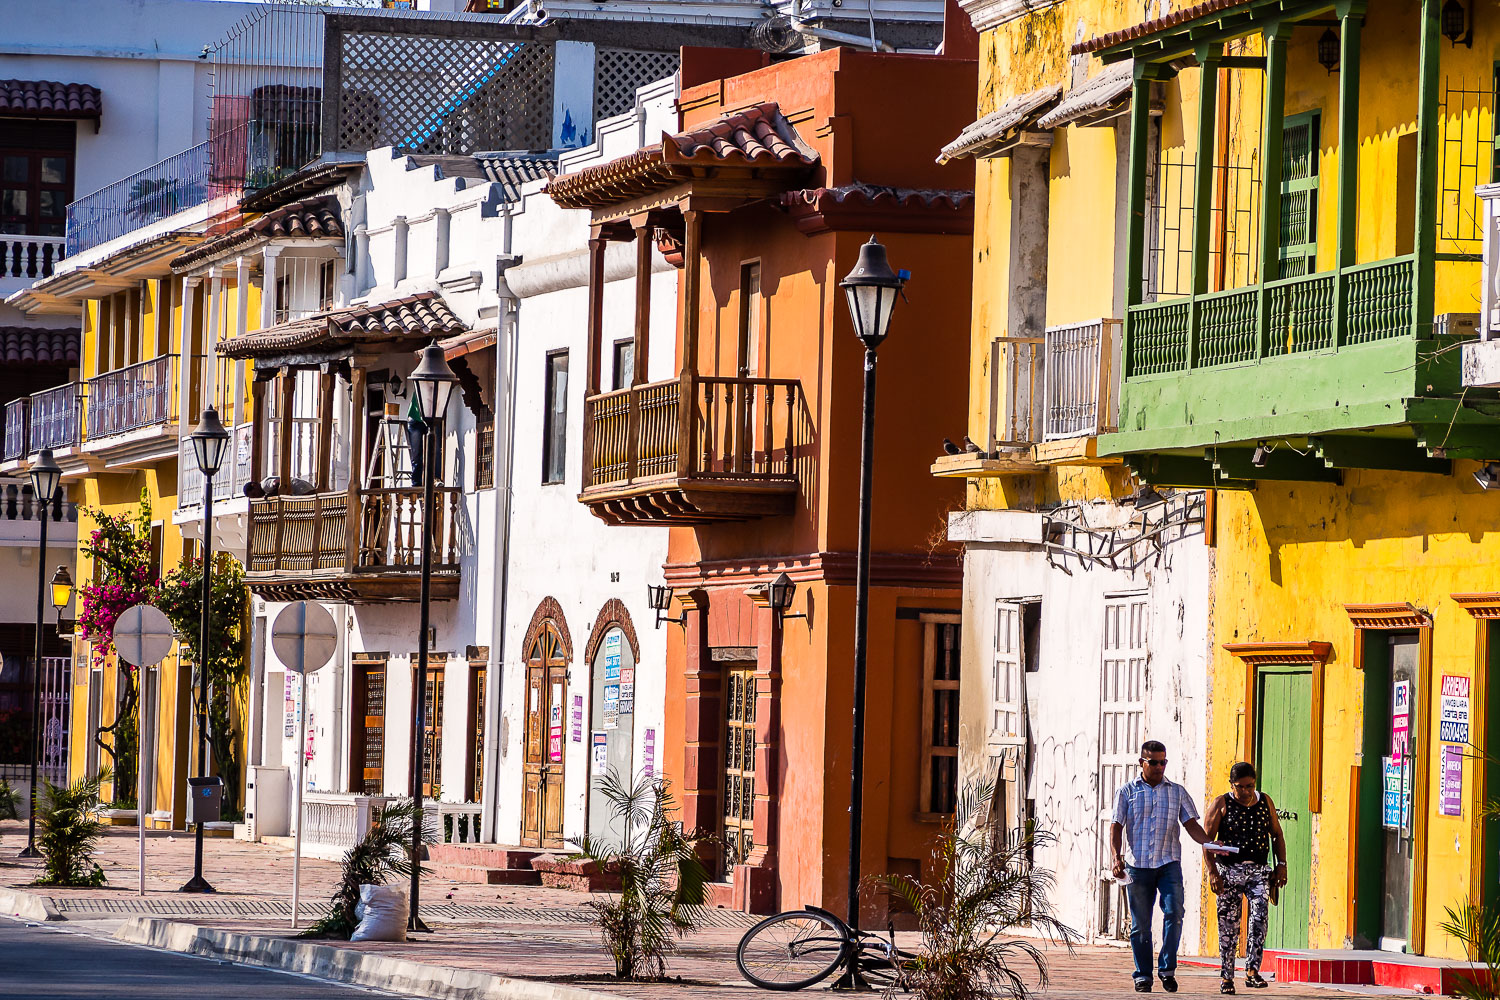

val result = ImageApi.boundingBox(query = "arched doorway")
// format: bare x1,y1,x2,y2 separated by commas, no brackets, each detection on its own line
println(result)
583,600,642,846
521,601,571,849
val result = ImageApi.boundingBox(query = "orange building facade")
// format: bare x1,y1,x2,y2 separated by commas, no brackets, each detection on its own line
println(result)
549,47,978,914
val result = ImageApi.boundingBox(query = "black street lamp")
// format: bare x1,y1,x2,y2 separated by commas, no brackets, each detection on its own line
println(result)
182,406,228,893
19,448,62,858
407,342,457,932
835,237,905,990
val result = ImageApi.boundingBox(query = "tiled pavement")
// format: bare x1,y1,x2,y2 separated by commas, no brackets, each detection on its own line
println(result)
1,821,1397,999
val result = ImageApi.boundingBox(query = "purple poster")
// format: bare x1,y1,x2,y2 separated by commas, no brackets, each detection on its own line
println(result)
570,694,584,743
642,728,656,777
1440,745,1464,817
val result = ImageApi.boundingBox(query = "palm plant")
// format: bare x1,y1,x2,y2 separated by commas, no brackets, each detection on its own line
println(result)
570,770,710,980
1440,902,1500,999
871,781,1076,1000
0,777,19,820
34,770,111,887
302,799,430,939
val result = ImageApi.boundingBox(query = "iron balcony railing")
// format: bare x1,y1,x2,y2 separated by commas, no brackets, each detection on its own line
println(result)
1043,318,1121,441
0,236,66,280
2,398,27,462
178,423,253,507
85,355,178,440
31,383,83,452
67,143,212,258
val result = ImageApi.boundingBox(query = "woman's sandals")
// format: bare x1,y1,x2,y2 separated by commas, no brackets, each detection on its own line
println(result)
1245,971,1269,989
1221,978,1236,994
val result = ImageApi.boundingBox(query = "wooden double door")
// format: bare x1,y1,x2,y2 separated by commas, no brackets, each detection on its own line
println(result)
522,623,568,849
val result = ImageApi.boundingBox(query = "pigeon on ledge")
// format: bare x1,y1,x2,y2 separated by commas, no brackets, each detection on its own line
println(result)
942,438,962,455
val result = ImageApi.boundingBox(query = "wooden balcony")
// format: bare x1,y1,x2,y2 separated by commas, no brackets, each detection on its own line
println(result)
245,486,462,602
581,372,803,526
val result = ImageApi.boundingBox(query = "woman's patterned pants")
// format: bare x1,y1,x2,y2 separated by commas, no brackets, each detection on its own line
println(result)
1216,862,1272,979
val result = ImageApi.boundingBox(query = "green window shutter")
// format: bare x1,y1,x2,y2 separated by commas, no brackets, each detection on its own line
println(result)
1278,111,1321,278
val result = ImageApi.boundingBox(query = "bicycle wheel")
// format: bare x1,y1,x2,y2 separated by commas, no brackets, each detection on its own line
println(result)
737,909,849,991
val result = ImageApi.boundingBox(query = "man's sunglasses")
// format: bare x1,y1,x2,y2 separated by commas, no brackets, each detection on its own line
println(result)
1140,757,1168,765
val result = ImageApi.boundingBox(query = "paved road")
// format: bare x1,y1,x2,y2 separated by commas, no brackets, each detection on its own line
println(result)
0,918,409,999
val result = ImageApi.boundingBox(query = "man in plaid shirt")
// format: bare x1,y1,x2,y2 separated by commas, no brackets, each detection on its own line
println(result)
1111,740,1211,993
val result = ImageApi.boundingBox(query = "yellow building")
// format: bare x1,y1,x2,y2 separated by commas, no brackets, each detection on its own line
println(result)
949,0,1500,964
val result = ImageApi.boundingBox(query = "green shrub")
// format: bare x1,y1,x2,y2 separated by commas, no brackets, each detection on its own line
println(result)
0,777,19,820
34,770,110,887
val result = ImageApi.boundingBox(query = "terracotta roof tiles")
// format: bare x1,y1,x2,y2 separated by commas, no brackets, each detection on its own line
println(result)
938,86,1062,164
173,197,342,271
1073,0,1253,56
0,327,79,366
0,80,101,119
218,292,464,360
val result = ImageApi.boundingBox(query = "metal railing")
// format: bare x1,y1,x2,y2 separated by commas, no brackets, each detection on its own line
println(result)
1043,319,1120,441
0,236,66,280
990,336,1043,447
584,372,802,490
86,355,178,439
3,399,27,461
67,143,212,257
179,423,253,507
32,383,83,452
1124,256,1418,379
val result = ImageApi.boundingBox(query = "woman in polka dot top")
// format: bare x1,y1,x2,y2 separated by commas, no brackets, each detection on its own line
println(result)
1203,762,1288,994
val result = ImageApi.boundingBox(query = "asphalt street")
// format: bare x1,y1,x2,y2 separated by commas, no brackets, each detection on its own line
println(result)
0,918,412,999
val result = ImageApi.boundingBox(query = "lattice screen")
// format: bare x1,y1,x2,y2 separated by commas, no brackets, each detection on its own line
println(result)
336,31,556,155
594,49,679,123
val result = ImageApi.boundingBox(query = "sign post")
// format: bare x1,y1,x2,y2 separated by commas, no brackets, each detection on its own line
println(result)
272,601,338,929
113,605,175,897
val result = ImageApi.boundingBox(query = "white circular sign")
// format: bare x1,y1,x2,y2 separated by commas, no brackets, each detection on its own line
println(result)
114,605,174,668
272,601,338,675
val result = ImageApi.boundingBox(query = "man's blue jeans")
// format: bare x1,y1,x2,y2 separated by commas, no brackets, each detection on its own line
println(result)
1125,861,1185,985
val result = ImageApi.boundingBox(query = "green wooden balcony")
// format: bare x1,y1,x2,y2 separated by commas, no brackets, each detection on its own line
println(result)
1099,256,1500,484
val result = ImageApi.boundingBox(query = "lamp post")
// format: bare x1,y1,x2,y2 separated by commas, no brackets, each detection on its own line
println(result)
835,237,905,990
407,342,457,932
182,406,229,893
19,448,62,858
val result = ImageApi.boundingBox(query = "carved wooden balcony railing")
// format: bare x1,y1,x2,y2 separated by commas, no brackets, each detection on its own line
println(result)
582,371,803,525
245,485,462,602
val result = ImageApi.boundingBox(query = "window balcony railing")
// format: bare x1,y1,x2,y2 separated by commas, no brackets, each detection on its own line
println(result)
1043,318,1120,441
581,372,804,524
86,355,178,440
1125,256,1415,379
989,336,1043,447
67,142,213,258
244,486,462,601
32,383,83,452
178,422,253,507
3,399,27,462
0,236,66,280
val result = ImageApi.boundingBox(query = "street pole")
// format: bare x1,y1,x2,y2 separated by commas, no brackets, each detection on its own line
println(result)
833,343,878,992
19,489,49,858
409,423,436,932
182,471,215,893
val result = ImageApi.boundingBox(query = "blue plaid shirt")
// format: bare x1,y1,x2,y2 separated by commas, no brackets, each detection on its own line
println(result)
1113,777,1200,869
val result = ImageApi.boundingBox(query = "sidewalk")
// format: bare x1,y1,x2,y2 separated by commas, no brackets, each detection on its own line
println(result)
0,820,1397,999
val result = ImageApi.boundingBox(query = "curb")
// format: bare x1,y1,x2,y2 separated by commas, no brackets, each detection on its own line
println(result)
113,917,627,1000
0,888,62,922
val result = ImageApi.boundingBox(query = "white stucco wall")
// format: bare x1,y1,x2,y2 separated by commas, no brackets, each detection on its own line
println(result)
486,78,678,848
950,499,1212,952
2,0,265,197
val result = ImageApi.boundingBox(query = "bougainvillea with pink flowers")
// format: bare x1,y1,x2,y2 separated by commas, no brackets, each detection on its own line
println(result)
76,496,158,667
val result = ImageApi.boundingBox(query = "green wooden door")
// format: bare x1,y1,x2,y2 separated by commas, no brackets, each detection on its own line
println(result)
1256,667,1314,950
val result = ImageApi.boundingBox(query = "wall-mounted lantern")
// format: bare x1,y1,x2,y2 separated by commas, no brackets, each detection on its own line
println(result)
767,572,807,625
1317,28,1340,74
646,583,685,629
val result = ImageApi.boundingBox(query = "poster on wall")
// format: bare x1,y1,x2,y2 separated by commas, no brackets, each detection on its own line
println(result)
620,666,635,715
1382,756,1402,829
603,683,620,729
570,694,584,742
642,727,655,777
1440,745,1465,817
1440,675,1472,744
591,732,608,776
284,675,297,738
1392,679,1411,764
548,682,564,763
